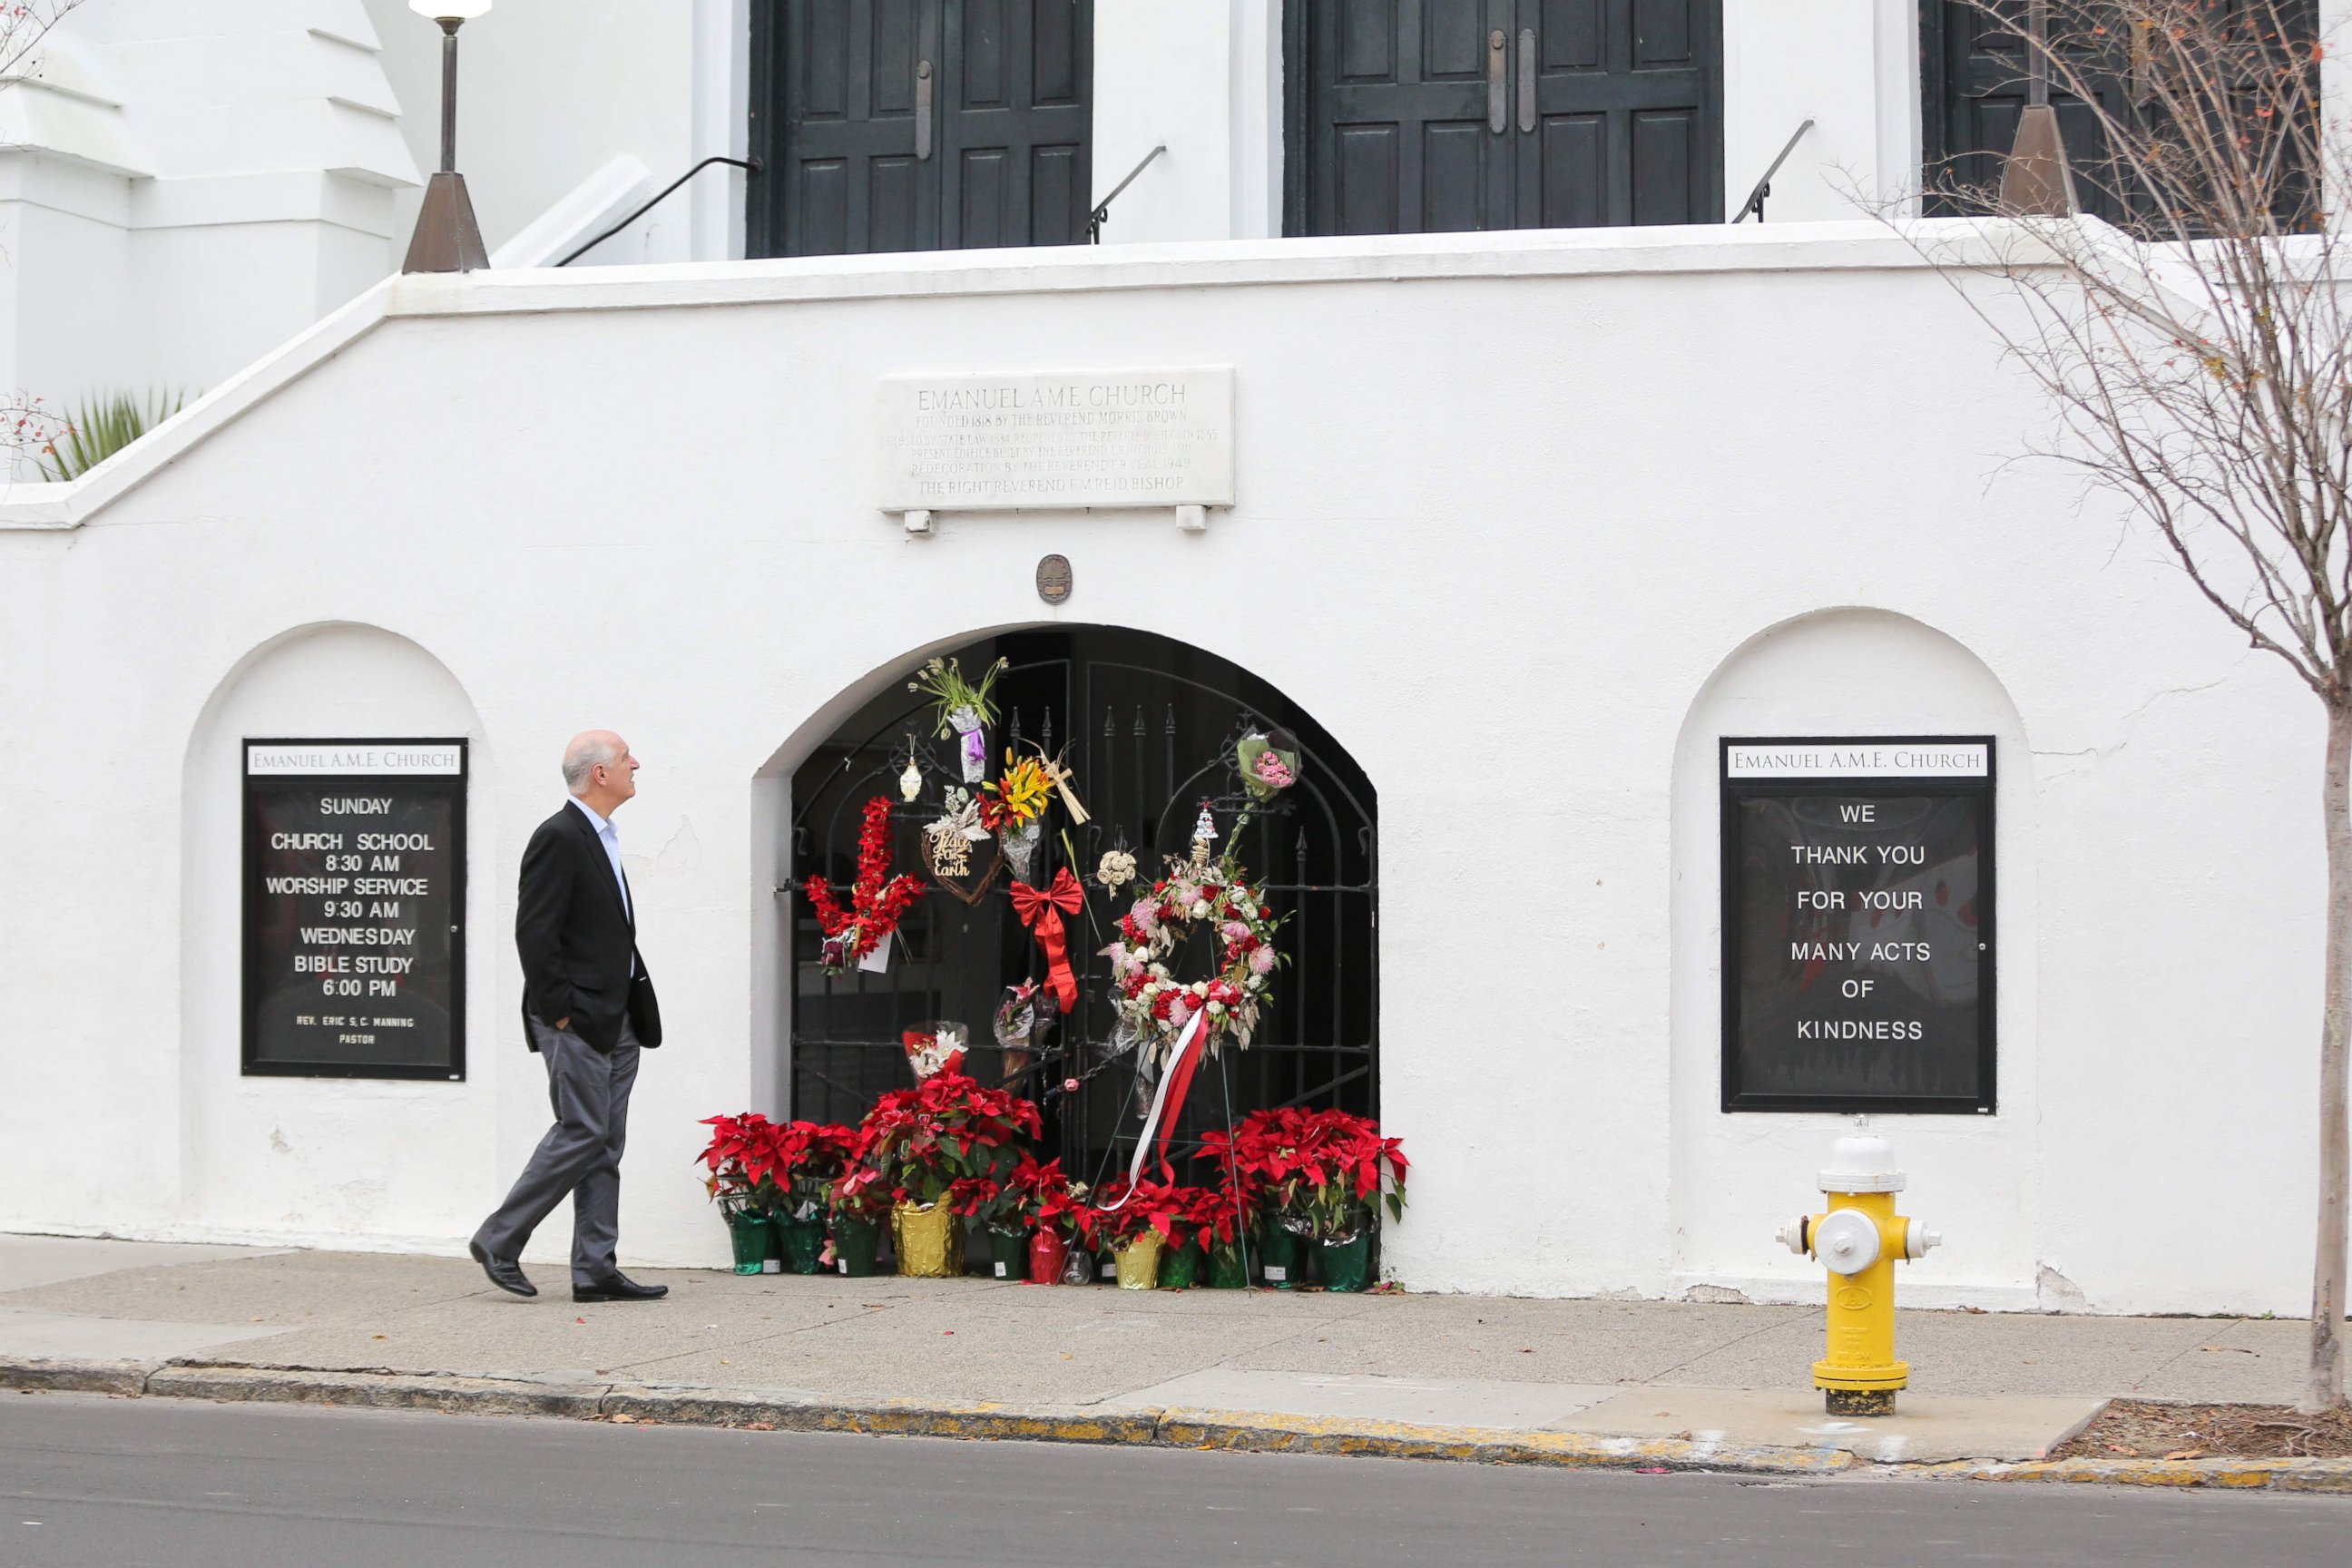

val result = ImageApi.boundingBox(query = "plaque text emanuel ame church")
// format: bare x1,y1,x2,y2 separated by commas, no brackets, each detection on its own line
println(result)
878,368,1235,513
1720,738,1995,1113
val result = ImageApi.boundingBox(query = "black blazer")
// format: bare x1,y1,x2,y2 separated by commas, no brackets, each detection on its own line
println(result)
515,802,662,1052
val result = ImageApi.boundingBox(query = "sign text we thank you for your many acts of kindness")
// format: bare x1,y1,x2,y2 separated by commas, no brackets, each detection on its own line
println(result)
1720,739,1995,1114
877,368,1235,512
242,740,467,1080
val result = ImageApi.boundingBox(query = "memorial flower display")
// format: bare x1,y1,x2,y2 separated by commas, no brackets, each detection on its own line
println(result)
1235,729,1302,804
858,1072,1042,1209
694,1112,858,1275
803,796,926,975
1105,855,1283,1063
1200,1106,1406,1241
979,752,1054,878
854,1072,1041,1279
908,655,1009,782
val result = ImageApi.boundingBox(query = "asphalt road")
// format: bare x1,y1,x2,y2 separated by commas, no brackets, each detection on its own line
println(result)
2,1392,2345,1567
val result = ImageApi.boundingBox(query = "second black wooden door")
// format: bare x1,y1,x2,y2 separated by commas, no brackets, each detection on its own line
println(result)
1290,0,1721,235
750,0,1092,258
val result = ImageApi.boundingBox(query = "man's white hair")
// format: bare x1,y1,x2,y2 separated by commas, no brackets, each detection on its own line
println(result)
563,733,622,794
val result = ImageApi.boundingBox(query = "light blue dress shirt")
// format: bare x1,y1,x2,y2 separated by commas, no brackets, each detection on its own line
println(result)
568,796,631,923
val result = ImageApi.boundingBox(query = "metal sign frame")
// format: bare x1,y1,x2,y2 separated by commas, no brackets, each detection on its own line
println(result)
240,737,467,1082
1719,735,1996,1115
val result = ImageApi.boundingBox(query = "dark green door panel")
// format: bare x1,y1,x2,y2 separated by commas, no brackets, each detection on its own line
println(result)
1288,0,1722,236
750,0,1093,258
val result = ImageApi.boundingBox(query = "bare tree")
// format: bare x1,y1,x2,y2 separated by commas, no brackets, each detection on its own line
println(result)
1901,0,2347,1410
0,1,82,471
0,2,79,78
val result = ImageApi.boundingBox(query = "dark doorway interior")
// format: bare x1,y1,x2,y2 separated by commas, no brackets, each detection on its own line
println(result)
787,627,1378,1189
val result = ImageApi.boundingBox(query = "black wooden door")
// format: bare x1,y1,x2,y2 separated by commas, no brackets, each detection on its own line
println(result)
750,0,1093,258
1289,0,1722,236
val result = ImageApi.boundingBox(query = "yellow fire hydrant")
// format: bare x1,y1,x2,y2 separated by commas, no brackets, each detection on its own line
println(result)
1776,1124,1942,1416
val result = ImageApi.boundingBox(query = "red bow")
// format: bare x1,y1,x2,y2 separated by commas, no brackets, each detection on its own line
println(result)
1009,868,1084,1013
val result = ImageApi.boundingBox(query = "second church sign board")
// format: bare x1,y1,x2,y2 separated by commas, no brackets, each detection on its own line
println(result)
1720,738,1995,1114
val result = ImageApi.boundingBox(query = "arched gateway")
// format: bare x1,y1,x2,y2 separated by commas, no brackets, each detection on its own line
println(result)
785,626,1377,1184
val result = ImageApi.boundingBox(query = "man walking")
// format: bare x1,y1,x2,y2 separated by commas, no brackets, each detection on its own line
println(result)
470,730,668,1303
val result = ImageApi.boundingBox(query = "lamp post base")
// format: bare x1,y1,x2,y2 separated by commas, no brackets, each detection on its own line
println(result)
402,172,489,274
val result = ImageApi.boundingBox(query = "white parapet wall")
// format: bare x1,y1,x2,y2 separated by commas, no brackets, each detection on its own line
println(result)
0,222,2326,1316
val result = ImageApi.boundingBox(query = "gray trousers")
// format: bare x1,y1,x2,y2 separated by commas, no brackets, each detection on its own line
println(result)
474,1014,642,1286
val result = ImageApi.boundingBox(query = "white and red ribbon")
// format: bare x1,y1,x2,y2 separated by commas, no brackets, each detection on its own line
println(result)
1098,1009,1208,1209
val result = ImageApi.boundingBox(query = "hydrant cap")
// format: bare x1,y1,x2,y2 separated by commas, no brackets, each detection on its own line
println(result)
1818,1131,1905,1193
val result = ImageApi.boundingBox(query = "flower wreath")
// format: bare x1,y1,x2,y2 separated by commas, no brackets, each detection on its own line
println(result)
1103,857,1284,1063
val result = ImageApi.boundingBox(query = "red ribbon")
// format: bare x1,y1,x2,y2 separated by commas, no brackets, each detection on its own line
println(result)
1009,867,1084,1013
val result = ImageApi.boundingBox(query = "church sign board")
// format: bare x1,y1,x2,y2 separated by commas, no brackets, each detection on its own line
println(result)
242,740,466,1080
1720,738,1994,1113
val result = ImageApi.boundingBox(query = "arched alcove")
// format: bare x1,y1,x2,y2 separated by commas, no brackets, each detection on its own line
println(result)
179,622,489,1240
1665,607,2039,1303
755,623,1378,1188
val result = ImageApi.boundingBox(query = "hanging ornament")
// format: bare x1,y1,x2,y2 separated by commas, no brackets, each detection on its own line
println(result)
923,787,1001,904
1189,800,1218,868
898,740,924,803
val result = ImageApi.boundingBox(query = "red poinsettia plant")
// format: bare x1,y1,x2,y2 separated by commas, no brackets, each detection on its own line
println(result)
803,796,926,974
1004,1154,1086,1241
1078,1175,1186,1251
1163,1182,1246,1254
1198,1107,1407,1243
695,1113,858,1216
695,1112,772,1208
856,1071,1041,1209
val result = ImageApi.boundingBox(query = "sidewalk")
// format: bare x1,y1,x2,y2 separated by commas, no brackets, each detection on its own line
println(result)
0,1235,2333,1483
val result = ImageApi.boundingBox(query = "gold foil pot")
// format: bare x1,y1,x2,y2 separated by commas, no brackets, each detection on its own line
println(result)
1112,1232,1163,1290
893,1200,962,1279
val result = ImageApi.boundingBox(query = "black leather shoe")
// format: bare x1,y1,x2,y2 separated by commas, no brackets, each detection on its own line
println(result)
469,1239,536,1298
573,1272,668,1303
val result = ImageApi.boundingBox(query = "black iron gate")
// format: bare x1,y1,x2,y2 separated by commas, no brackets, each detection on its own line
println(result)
786,627,1377,1184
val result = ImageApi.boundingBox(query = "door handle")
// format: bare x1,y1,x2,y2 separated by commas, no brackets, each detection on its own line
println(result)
1517,28,1535,132
916,59,934,160
1487,30,1506,133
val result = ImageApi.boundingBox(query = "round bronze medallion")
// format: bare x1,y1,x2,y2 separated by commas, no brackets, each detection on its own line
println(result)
1035,554,1073,605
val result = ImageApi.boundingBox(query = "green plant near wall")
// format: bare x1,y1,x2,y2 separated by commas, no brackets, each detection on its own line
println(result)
37,390,188,481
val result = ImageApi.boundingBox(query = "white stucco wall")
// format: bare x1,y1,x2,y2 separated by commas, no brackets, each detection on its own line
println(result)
0,224,2331,1312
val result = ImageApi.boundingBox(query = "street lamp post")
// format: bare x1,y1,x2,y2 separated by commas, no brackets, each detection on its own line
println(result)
1998,0,2079,216
400,0,493,274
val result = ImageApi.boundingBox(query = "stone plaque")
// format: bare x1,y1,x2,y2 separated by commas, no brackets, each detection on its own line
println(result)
1720,738,1994,1113
877,367,1235,512
243,740,466,1080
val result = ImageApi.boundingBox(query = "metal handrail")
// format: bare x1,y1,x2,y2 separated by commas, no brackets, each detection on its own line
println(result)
1087,144,1165,243
556,155,763,267
1731,120,1814,224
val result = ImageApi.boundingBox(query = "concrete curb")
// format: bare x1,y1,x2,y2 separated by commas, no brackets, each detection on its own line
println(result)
1943,1456,2352,1494
20,1358,2346,1485
1,1357,1844,1475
